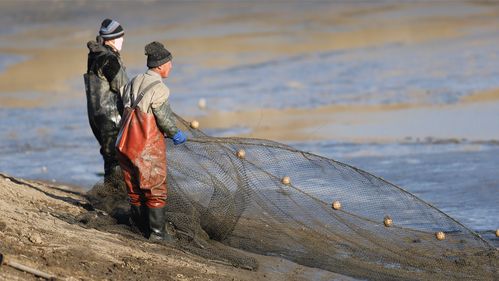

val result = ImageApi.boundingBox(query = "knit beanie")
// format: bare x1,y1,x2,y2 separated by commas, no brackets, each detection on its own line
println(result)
99,18,124,40
145,41,172,68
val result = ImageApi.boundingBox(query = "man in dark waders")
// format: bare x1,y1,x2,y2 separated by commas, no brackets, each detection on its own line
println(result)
84,18,129,183
117,41,187,241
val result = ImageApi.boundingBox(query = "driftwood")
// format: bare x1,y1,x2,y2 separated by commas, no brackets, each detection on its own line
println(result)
0,252,58,280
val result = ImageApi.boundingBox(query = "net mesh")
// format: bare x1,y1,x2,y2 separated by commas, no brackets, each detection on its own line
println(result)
88,114,498,280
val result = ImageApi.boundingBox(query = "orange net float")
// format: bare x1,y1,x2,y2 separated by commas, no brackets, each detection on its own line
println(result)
281,176,291,185
236,149,246,159
383,216,393,227
190,120,199,129
331,201,341,210
435,231,446,241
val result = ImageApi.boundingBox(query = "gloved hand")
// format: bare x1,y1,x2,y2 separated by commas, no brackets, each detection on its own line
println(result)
172,130,187,145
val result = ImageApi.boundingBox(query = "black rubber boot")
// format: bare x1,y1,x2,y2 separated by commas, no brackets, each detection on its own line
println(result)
148,207,175,242
130,205,148,236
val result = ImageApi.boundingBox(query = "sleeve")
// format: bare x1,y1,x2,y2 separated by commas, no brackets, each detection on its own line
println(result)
102,55,128,94
151,87,179,138
120,79,134,109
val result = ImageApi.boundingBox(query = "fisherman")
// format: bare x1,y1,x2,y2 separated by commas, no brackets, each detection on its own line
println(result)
84,18,129,184
117,41,187,241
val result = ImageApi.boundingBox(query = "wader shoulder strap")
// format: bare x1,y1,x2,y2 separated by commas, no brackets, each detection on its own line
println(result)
131,80,161,109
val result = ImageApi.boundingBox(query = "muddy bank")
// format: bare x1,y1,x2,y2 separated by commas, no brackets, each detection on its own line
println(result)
0,172,351,281
191,94,499,143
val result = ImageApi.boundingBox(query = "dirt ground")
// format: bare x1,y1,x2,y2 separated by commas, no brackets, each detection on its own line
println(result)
0,172,354,281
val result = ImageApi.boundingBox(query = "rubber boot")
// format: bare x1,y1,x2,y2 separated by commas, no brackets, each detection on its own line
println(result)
130,205,148,236
148,207,175,242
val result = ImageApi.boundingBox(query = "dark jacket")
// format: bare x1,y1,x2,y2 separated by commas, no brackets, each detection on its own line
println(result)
84,39,129,172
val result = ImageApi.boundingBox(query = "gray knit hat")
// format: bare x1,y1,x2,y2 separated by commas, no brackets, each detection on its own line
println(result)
145,41,172,68
99,18,124,40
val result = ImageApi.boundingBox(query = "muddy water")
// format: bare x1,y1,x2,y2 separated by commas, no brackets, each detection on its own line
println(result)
0,1,498,242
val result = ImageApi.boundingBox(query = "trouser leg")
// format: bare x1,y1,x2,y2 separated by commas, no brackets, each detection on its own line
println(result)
102,141,126,193
123,162,173,241
145,182,174,242
104,165,125,188
100,131,120,181
123,169,149,236
144,182,167,209
125,176,173,242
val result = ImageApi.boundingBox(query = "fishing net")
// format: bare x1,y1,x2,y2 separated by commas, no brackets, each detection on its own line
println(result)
88,114,498,281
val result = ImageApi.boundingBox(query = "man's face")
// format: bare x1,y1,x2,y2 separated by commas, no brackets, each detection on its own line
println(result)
114,37,124,51
160,61,172,78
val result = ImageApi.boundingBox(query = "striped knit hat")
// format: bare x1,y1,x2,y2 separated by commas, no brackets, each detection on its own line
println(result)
99,19,124,40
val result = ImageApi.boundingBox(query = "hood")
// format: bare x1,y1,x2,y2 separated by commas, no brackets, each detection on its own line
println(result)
87,40,108,54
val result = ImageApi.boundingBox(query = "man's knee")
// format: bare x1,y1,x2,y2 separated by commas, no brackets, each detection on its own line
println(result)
145,184,167,208
128,193,142,207
145,197,166,208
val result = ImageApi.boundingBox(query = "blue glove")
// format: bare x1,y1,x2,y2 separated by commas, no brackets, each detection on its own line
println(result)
172,130,187,145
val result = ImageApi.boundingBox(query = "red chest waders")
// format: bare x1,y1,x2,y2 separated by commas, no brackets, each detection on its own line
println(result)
116,80,168,208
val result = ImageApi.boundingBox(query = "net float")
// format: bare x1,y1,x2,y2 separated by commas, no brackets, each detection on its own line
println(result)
383,216,393,227
236,149,246,159
332,201,341,210
281,176,291,185
198,98,207,109
495,229,499,237
435,231,445,241
190,120,199,129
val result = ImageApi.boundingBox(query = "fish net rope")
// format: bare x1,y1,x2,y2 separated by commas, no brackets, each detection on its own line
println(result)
189,136,484,239
88,114,497,281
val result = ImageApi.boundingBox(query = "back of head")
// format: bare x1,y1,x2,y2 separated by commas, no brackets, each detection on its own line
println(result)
145,41,172,68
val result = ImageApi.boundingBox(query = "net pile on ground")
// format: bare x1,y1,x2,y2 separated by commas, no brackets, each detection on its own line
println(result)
90,114,498,280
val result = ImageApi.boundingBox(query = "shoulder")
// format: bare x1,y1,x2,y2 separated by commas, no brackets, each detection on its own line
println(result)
132,74,145,84
87,40,105,53
103,52,120,65
152,82,170,100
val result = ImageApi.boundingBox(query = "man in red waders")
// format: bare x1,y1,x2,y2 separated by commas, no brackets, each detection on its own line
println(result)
117,41,187,241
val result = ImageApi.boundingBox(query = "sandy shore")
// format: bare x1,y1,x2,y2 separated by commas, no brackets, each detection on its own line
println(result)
0,172,352,281
191,89,499,142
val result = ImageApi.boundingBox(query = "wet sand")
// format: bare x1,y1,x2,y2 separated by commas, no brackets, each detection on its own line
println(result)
192,90,499,142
